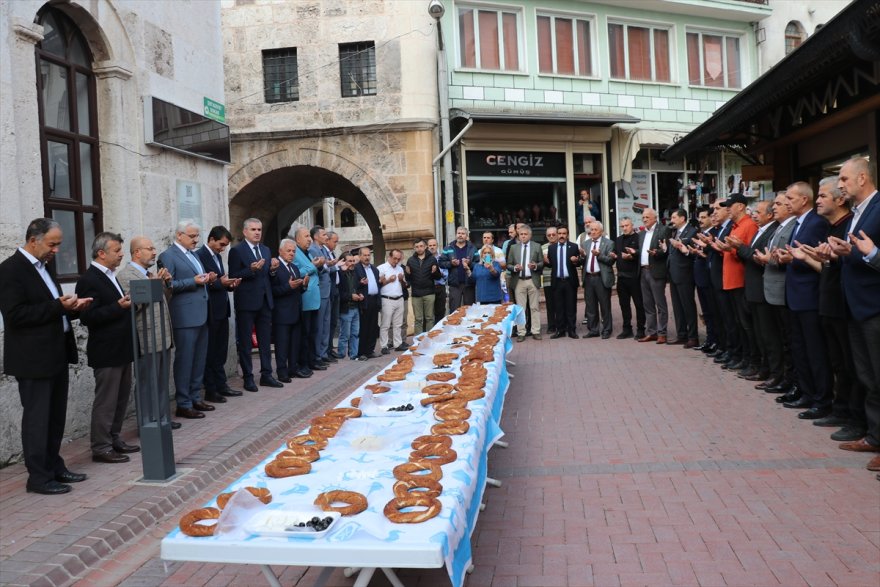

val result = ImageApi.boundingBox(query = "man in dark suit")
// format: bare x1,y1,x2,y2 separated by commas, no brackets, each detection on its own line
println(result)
688,207,719,353
830,157,880,467
578,221,615,339
308,226,334,365
0,219,91,494
196,226,242,403
76,232,137,463
614,218,644,339
637,209,669,343
158,221,217,419
271,238,307,381
227,218,282,391
708,201,741,367
776,182,832,419
666,209,698,347
354,246,382,358
545,226,580,339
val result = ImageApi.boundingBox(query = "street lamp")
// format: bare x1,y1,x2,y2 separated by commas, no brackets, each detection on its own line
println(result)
429,0,456,245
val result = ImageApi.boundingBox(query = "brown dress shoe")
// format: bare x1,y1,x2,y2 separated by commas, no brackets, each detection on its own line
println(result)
867,456,880,471
193,401,215,411
683,339,699,349
655,336,667,344
839,438,880,453
175,407,206,419
638,335,658,342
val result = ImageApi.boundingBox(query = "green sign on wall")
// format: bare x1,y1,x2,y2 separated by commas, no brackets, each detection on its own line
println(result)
203,97,225,123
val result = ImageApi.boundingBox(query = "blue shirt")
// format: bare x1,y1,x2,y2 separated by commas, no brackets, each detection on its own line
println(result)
473,261,503,303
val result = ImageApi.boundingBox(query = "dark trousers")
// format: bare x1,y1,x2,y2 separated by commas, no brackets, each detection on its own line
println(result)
329,287,340,347
17,373,69,487
789,309,833,409
848,314,880,445
730,288,758,366
554,279,577,335
274,321,302,379
823,316,865,427
748,301,769,373
358,294,380,356
753,302,783,379
447,284,475,312
543,285,556,331
299,310,318,369
583,274,612,335
433,284,446,325
670,279,698,341
203,318,229,393
717,288,740,357
771,304,796,384
235,304,272,381
617,274,644,334
91,363,132,454
696,285,718,345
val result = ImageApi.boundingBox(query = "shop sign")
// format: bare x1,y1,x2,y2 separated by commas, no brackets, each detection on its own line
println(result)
616,171,654,229
466,151,565,178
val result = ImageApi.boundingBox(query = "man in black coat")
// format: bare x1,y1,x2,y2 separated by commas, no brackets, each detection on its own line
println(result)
688,206,720,354
75,232,138,464
0,219,91,495
545,226,581,338
666,209,699,347
271,238,308,381
353,246,381,359
614,217,644,339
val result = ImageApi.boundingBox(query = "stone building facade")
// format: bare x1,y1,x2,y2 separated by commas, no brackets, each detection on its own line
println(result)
221,0,440,258
0,0,228,463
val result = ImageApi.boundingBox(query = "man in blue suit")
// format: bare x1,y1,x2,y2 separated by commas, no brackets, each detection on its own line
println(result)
830,157,880,469
308,226,336,367
158,221,217,419
272,238,308,381
776,182,831,420
227,218,281,392
196,226,242,403
292,225,322,371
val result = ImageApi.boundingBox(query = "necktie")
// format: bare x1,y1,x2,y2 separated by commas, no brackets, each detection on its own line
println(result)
213,253,223,273
590,240,598,273
790,220,801,244
558,244,564,278
253,245,262,260
186,250,203,274
288,262,297,278
520,244,526,277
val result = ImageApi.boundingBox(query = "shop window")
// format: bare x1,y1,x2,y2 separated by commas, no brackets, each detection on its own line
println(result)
458,5,521,71
785,21,806,55
686,30,742,89
36,7,101,280
339,42,376,97
262,47,299,103
608,22,670,82
537,13,593,76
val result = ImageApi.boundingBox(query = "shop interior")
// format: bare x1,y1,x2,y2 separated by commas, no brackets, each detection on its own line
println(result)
466,180,567,244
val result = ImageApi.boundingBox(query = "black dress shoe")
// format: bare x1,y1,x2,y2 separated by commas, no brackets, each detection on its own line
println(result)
92,450,130,464
756,377,782,390
27,480,71,495
798,407,831,420
295,368,313,378
550,332,565,339
325,355,338,363
244,380,258,392
310,363,328,371
260,376,284,388
616,331,633,340
329,351,343,359
112,441,141,454
193,401,215,411
830,426,866,442
713,352,731,364
812,415,849,428
766,381,792,393
585,332,599,338
395,343,409,351
176,407,206,419
56,470,87,483
776,391,801,404
381,347,390,355
205,392,227,403
277,376,292,383
171,421,182,429
220,387,243,397
568,332,579,339
601,333,611,340
783,397,812,409
367,352,381,359
745,371,769,382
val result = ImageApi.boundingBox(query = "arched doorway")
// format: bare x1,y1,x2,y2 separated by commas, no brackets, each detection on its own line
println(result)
229,165,387,260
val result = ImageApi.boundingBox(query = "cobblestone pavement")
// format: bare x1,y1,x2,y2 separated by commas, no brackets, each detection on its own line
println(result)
1,298,878,587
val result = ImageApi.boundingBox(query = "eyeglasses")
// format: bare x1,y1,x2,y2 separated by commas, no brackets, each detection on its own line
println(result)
185,233,200,239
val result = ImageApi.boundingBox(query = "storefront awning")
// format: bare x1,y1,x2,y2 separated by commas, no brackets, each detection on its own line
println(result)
610,125,695,183
450,108,639,127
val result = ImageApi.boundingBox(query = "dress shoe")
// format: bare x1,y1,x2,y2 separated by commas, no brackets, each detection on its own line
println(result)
329,351,343,359
205,392,227,403
707,348,725,358
395,343,409,351
744,371,769,382
244,380,258,392
693,342,712,351
55,470,87,483
550,332,565,339
92,450,130,464
783,397,812,409
585,332,599,338
736,367,758,379
259,376,284,388
766,381,792,393
533,334,542,340
366,352,381,359
616,331,633,340
310,363,328,371
702,344,719,355
830,426,866,442
798,406,831,420
638,335,658,343
655,336,667,344
601,333,611,340
867,456,880,472
27,480,71,495
316,359,330,367
325,355,338,363
277,376,292,383
294,369,313,378
176,407,205,419
838,438,880,453
171,421,182,429
219,387,243,397
112,441,141,454
683,339,700,349
776,391,801,404
517,335,525,342
193,401,215,411
756,377,782,390
713,352,731,364
353,355,368,361
381,347,390,355
635,330,646,339
812,415,849,428
665,338,684,345
568,332,579,339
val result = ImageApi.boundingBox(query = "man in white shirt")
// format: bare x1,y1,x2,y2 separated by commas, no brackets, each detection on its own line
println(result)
377,249,407,353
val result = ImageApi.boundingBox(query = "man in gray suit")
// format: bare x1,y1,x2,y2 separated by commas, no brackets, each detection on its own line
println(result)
506,224,544,342
754,192,797,397
579,221,615,339
308,225,335,366
637,209,670,343
158,221,217,419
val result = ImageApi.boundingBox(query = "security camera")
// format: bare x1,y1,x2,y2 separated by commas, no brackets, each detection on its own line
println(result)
428,0,445,20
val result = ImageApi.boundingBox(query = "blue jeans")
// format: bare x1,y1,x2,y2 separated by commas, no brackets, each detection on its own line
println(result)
337,308,360,358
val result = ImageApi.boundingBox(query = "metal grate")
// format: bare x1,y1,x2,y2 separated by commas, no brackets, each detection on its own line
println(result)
339,42,377,97
262,47,299,103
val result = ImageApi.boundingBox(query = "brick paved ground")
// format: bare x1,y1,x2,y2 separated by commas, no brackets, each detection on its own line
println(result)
1,296,878,587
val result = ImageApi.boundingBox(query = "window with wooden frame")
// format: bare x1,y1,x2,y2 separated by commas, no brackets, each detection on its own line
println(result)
608,21,671,83
686,30,742,89
36,7,100,280
784,21,805,55
537,13,593,76
457,5,522,71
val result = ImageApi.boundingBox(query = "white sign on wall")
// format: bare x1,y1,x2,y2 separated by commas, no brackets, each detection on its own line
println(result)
616,171,654,229
177,180,203,228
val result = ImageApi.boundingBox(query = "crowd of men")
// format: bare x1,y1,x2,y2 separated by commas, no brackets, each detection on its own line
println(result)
2,158,877,495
